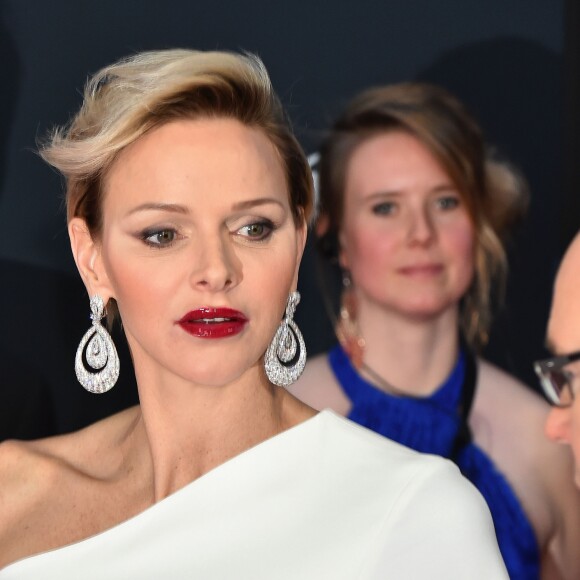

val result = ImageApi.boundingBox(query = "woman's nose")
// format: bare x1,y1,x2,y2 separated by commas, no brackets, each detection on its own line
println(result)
545,406,573,445
407,207,435,246
189,234,242,292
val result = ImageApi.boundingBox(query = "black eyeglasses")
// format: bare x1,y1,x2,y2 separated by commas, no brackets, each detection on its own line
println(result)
534,351,580,407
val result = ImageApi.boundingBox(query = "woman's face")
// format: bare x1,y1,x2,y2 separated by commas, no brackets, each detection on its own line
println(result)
339,130,475,320
81,118,305,386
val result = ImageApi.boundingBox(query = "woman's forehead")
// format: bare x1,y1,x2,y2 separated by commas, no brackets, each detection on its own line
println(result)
101,119,289,212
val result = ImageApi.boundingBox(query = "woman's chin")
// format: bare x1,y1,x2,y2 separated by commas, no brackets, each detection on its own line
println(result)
389,299,457,322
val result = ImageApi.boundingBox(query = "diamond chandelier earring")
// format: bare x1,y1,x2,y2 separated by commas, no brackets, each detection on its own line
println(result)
75,294,120,394
264,291,306,386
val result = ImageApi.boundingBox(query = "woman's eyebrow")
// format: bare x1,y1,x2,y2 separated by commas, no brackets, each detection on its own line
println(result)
231,197,284,211
364,183,456,200
125,203,189,216
124,198,284,217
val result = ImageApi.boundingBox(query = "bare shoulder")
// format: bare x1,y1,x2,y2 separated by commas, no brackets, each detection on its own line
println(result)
474,358,565,469
478,359,545,407
0,435,72,515
0,406,140,567
0,434,72,566
9,405,141,477
0,438,50,508
473,359,580,575
475,359,548,434
289,352,351,415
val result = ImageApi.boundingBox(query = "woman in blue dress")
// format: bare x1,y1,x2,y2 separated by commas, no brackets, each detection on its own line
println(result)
291,83,580,579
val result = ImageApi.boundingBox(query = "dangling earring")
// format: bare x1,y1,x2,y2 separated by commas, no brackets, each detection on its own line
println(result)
264,291,306,386
75,295,120,394
336,271,365,369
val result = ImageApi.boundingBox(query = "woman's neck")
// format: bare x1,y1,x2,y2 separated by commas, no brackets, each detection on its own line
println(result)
124,360,303,502
355,299,461,397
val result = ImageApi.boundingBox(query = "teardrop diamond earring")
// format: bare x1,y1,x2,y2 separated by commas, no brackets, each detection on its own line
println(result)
75,295,120,393
264,291,306,386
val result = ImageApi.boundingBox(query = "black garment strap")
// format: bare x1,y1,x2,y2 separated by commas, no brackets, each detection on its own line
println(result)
450,346,478,462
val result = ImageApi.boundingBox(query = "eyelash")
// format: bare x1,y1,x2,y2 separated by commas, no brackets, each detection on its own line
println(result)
138,219,277,249
140,227,181,249
436,196,460,210
372,196,460,216
372,202,396,216
236,219,276,241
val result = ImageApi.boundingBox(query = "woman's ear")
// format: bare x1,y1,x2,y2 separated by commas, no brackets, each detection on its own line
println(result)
68,218,114,300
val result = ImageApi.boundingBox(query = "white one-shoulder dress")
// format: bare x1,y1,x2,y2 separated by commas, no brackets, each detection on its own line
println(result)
1,411,507,579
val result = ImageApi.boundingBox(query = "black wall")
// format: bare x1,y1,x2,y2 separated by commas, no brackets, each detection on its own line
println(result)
0,0,573,435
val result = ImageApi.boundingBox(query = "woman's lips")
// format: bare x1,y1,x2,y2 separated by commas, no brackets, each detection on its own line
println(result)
398,264,444,277
177,307,248,339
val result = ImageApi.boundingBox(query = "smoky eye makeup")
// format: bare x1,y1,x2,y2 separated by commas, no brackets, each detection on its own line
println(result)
234,216,280,241
137,226,182,248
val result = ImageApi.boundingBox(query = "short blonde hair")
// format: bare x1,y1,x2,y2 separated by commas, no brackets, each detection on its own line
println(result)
318,83,528,349
41,49,313,236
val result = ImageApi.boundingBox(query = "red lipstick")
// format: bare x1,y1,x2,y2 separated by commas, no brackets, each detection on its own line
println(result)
177,307,248,339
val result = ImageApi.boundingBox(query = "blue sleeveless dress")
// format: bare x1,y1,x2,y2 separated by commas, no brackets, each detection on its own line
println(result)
329,345,540,579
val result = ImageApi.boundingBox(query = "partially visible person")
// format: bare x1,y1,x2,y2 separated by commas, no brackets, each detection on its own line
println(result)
291,83,580,579
0,51,506,578
537,232,580,489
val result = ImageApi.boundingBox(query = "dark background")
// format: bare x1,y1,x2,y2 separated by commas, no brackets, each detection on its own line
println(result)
0,0,577,437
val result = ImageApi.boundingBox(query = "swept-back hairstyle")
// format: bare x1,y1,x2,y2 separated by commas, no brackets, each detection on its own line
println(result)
318,82,528,349
40,49,313,236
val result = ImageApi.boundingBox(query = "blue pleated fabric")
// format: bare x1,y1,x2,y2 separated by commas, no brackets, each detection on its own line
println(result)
329,344,540,580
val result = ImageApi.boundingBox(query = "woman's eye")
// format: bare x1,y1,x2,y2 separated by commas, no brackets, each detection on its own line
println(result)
238,221,274,241
372,202,396,216
436,196,460,210
141,228,178,247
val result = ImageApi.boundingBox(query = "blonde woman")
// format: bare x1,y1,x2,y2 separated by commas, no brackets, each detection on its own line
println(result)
0,52,506,578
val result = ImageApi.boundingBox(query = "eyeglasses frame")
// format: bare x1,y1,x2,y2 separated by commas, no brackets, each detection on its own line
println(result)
534,350,580,407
